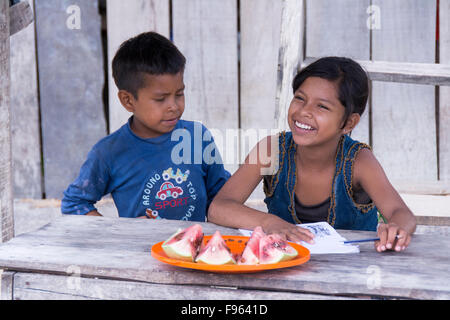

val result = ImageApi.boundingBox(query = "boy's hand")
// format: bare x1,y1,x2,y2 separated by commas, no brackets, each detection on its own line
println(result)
262,215,314,244
86,210,102,216
375,223,411,252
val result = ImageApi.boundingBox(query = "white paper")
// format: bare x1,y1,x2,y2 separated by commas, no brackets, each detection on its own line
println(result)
239,222,359,254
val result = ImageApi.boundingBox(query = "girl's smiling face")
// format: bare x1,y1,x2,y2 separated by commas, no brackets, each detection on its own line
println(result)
288,76,356,148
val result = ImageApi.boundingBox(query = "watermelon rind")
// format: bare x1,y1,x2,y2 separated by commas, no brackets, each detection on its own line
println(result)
161,225,203,262
259,234,298,264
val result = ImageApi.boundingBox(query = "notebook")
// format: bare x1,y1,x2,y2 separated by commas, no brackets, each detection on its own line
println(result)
239,221,359,254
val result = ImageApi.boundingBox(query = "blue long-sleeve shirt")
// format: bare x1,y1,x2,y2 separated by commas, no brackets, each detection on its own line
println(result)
61,117,230,221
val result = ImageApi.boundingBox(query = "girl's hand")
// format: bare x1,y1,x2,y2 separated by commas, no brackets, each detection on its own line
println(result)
375,223,411,252
262,216,315,244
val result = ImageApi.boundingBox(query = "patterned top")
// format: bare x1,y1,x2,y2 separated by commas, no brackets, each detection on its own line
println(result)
263,132,379,231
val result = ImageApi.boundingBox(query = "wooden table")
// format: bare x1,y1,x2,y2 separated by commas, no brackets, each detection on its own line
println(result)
0,215,448,300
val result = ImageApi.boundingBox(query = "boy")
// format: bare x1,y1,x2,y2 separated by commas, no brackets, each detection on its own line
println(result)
61,32,230,220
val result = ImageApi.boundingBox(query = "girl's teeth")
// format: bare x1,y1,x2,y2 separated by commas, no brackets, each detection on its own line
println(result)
295,121,313,130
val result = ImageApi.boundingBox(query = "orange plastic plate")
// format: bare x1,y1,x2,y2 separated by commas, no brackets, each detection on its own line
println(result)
151,235,310,273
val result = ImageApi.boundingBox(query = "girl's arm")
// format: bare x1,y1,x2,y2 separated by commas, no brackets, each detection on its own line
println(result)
208,136,314,243
353,148,417,252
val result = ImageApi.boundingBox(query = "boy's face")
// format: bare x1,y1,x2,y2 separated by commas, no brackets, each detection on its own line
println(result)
119,72,185,138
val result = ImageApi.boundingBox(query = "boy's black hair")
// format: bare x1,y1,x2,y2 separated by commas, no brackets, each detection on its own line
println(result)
112,32,186,98
292,56,369,127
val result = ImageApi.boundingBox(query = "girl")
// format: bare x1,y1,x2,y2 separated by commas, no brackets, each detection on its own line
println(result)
208,57,416,253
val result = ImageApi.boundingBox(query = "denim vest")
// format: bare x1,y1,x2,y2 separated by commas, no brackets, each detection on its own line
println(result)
263,132,378,231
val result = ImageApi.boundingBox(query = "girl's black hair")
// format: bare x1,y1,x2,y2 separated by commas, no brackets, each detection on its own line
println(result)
292,57,369,127
112,32,186,98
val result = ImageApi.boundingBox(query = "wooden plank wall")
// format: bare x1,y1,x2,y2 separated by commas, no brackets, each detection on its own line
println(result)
371,1,437,183
306,0,446,188
306,0,371,144
34,0,106,199
240,0,282,134
240,0,282,200
8,0,450,204
106,0,170,133
172,0,239,174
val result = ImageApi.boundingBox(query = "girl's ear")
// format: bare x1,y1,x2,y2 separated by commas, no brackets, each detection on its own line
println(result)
342,113,360,135
118,90,136,113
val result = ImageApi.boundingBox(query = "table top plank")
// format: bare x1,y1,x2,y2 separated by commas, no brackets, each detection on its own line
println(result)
0,215,448,299
14,272,355,300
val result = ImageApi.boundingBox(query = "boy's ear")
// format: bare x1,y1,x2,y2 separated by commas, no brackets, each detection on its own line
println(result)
342,113,360,135
118,90,136,113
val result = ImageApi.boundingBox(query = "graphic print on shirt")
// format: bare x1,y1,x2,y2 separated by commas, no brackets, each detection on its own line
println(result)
156,181,184,200
142,167,198,220
145,208,159,219
162,167,190,184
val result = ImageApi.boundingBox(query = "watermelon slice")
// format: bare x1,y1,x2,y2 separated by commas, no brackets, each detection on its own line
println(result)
259,234,298,264
162,224,204,262
195,231,236,265
238,226,266,265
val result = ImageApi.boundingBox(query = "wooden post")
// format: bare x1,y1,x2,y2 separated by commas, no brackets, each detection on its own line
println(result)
9,1,33,36
10,0,41,198
440,0,450,181
0,0,33,242
0,0,14,242
275,0,305,131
